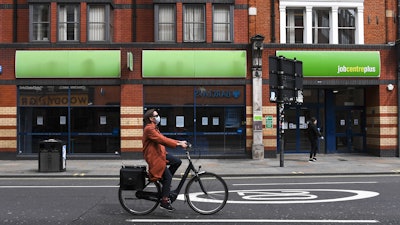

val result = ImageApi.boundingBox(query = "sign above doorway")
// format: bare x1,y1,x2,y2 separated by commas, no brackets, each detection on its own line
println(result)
276,51,380,78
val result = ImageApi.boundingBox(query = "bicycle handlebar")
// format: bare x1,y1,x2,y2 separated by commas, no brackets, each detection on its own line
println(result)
184,142,193,159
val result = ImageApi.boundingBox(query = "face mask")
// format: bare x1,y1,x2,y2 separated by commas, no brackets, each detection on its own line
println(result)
154,115,161,125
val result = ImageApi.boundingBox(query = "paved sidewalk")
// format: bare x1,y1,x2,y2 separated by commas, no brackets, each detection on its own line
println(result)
0,154,399,178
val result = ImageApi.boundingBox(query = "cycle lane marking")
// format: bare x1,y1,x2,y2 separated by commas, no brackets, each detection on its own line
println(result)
177,188,379,204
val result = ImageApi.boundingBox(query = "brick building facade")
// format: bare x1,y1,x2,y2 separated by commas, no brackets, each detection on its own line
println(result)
0,0,399,159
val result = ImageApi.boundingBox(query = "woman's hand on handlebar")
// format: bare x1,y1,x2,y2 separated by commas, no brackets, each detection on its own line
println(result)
178,140,188,149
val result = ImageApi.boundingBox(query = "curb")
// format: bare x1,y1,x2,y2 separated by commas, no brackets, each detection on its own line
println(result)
1,171,399,179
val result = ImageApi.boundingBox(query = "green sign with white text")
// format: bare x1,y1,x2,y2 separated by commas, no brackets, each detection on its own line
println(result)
276,51,380,77
266,116,273,129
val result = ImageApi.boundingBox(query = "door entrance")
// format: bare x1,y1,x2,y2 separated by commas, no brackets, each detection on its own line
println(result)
282,88,366,154
282,89,325,153
335,109,365,153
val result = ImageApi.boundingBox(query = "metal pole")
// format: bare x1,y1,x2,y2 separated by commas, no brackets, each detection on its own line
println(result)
279,102,285,167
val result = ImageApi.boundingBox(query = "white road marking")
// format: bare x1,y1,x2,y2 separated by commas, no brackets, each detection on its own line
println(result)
232,181,378,186
178,189,379,204
126,219,379,223
0,185,117,188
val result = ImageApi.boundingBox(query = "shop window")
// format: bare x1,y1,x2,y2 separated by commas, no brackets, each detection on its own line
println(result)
183,4,205,42
334,88,364,106
30,4,50,42
58,4,80,42
155,4,176,42
18,86,120,155
87,4,113,42
144,86,246,156
213,4,233,42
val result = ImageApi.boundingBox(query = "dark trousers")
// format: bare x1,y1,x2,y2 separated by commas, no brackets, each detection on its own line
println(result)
309,139,318,158
161,153,182,198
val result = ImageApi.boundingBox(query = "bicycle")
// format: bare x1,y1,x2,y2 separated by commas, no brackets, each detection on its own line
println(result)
118,143,229,215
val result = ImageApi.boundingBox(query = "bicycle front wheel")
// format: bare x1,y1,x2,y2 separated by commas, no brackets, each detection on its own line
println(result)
118,181,161,215
185,172,228,215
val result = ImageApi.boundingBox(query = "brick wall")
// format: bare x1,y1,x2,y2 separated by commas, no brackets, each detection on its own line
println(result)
1,0,397,44
120,84,143,153
0,86,17,153
0,5,13,42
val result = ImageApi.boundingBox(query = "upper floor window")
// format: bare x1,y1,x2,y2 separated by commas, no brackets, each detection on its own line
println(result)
183,4,205,42
213,4,233,42
58,4,80,42
88,5,112,42
312,9,330,44
280,1,364,44
286,9,303,43
31,4,50,42
155,4,176,42
338,8,356,44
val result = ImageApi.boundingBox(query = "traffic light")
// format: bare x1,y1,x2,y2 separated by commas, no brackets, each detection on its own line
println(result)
269,56,303,104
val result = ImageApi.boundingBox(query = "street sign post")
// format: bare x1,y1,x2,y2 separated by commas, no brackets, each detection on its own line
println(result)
269,56,303,167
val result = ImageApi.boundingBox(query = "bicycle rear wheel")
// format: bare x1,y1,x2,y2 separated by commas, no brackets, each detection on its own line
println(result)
185,172,228,215
118,181,161,215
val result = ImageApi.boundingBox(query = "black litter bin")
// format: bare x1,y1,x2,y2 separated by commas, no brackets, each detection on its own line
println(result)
38,139,66,172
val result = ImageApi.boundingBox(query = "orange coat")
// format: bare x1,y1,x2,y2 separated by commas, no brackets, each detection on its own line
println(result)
142,123,178,181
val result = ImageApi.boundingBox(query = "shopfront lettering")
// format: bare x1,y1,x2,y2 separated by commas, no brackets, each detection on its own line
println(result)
194,89,241,99
20,94,88,106
337,65,376,74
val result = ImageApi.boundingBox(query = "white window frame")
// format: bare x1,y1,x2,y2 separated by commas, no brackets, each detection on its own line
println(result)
312,8,330,44
338,8,356,44
286,8,304,43
58,4,80,42
280,0,364,44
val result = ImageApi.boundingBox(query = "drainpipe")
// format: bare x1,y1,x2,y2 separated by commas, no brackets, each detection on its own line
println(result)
270,0,275,43
132,0,136,42
13,0,17,42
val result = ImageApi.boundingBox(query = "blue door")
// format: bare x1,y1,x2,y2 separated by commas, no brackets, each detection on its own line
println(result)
325,88,366,153
334,109,366,153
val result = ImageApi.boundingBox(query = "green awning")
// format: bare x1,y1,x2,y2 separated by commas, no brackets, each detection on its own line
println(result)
142,50,247,78
15,50,121,78
276,51,380,77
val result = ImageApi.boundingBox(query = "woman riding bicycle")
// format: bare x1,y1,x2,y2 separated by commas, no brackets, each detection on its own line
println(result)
142,109,188,212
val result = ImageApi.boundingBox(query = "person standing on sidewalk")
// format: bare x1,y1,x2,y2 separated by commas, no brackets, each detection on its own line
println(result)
142,109,188,212
306,117,323,162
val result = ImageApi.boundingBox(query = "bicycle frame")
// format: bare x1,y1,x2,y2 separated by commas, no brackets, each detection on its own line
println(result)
170,150,205,202
135,148,208,204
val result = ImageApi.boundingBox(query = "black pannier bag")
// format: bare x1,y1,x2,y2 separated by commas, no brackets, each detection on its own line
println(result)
120,165,147,190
